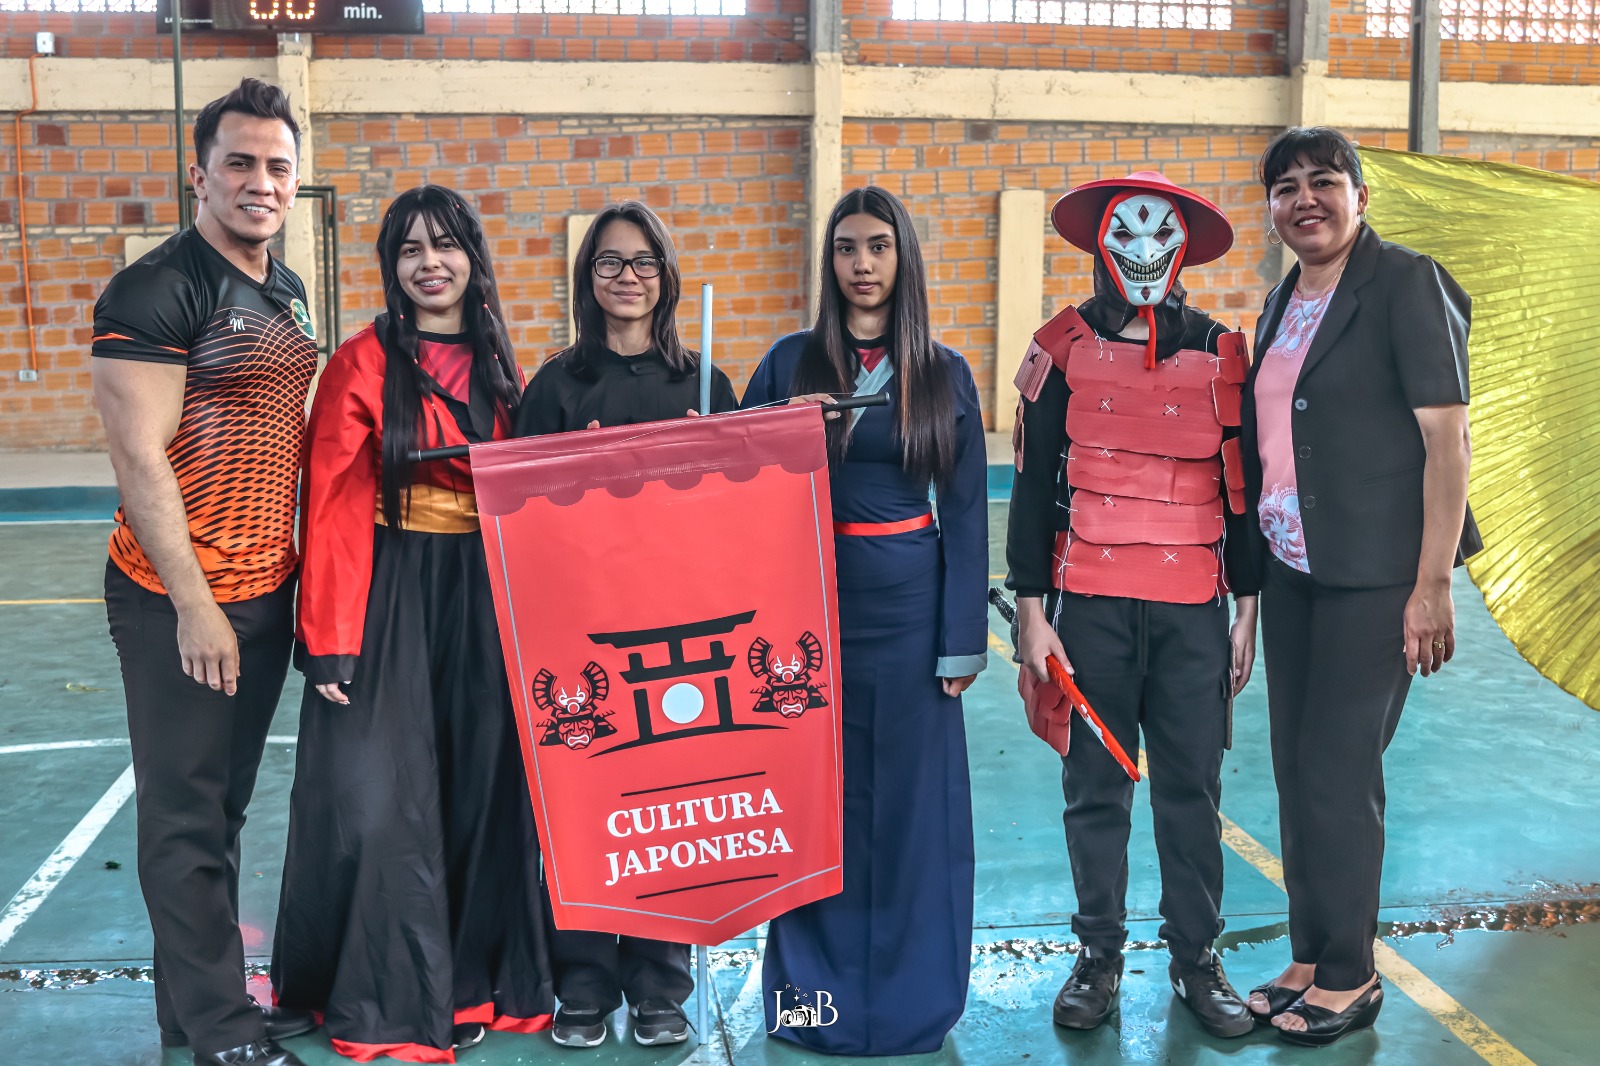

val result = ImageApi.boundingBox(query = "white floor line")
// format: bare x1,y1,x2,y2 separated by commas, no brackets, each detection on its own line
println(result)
0,763,137,952
0,736,298,756
0,739,129,756
0,519,117,526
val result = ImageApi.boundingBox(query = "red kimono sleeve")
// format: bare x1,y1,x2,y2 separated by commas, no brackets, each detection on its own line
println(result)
296,332,384,686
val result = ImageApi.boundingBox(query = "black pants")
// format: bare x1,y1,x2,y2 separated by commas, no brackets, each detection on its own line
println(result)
551,929,692,1015
1053,592,1231,962
1261,557,1412,991
105,561,294,1054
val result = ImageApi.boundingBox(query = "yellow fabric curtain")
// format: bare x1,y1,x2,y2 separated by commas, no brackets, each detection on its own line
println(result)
1358,146,1600,710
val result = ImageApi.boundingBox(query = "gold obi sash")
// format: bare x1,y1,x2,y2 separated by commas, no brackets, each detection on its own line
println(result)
375,483,481,534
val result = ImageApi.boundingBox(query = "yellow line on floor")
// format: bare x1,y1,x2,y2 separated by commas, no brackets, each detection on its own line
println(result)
987,622,1535,1066
0,598,104,606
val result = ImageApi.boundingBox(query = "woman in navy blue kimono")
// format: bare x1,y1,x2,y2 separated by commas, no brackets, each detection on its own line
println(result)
741,186,989,1055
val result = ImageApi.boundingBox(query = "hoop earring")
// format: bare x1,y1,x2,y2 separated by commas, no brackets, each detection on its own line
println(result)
1267,227,1283,246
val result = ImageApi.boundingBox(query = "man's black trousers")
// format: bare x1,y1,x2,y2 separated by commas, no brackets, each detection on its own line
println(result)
106,561,294,1055
1052,591,1231,962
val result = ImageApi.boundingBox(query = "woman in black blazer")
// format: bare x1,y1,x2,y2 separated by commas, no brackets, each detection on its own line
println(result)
1238,127,1480,1047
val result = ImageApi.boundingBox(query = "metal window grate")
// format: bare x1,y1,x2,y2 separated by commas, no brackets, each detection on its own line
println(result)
1,1,157,11
886,0,1233,31
0,0,749,12
1366,0,1598,44
420,0,748,13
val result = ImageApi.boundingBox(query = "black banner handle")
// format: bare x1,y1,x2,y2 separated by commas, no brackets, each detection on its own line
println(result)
405,393,890,463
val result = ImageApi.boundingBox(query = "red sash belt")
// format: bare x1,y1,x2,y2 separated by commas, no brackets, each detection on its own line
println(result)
833,513,934,536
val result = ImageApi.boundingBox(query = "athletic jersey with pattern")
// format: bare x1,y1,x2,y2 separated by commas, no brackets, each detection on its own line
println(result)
92,227,318,603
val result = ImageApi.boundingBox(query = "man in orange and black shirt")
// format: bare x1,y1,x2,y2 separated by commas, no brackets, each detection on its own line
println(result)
92,79,318,1066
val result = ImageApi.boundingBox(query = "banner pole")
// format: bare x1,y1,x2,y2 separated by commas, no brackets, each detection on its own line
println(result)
699,282,713,416
696,279,714,1042
696,943,710,1042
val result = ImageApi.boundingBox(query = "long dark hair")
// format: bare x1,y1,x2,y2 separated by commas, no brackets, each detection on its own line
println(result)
374,185,521,525
794,185,956,489
565,201,696,380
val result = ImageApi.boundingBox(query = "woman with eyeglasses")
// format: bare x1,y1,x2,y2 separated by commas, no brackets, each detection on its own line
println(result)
513,201,736,1050
515,201,736,437
740,186,988,1055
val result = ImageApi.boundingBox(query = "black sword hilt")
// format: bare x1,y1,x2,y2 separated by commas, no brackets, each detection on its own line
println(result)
987,587,1022,663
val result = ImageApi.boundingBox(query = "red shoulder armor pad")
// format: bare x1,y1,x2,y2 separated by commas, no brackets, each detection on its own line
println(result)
1035,305,1094,369
1017,305,1093,402
1215,331,1249,383
1212,378,1242,427
1014,339,1053,403
1220,438,1245,515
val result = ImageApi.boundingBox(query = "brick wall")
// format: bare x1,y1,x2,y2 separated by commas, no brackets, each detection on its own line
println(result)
844,0,1287,75
0,114,184,449
319,115,810,386
845,121,1281,426
0,4,805,61
1328,0,1600,85
316,5,807,62
0,13,273,58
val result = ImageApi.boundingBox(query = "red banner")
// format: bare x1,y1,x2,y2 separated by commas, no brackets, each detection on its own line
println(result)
472,406,844,945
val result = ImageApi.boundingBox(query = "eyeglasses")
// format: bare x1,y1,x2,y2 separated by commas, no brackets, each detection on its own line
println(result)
593,255,663,279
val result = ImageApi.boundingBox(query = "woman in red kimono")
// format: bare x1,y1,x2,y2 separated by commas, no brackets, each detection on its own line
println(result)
272,185,555,1062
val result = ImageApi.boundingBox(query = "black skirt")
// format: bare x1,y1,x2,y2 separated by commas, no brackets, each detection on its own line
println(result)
272,525,554,1062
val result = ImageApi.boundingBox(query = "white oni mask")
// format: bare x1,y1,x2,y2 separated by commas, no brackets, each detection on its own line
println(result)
1098,193,1188,307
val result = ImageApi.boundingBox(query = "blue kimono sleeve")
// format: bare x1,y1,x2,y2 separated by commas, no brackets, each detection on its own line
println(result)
935,351,990,679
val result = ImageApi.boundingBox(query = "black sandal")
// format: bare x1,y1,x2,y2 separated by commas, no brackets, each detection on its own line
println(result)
1275,977,1384,1047
1246,981,1309,1025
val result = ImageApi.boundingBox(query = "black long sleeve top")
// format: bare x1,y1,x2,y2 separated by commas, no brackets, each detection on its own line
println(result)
514,345,738,435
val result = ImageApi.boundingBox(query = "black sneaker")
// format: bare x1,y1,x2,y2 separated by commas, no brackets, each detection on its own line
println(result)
451,1022,487,1050
1169,950,1253,1038
629,998,690,1045
1052,948,1123,1030
550,1004,607,1048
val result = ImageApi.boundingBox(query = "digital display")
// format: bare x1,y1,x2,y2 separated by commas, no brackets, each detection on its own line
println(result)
157,0,425,34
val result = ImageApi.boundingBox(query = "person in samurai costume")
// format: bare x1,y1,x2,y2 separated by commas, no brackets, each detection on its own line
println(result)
1005,171,1261,1037
272,185,555,1062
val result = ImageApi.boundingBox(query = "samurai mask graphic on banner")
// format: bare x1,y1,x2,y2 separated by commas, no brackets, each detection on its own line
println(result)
471,405,845,945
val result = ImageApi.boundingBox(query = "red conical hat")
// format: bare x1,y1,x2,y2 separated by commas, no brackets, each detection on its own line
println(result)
1051,171,1234,265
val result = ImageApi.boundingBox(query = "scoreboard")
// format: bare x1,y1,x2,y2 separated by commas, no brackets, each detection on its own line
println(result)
157,0,426,34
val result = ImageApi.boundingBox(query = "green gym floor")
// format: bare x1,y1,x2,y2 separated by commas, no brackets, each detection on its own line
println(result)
2,505,1597,1066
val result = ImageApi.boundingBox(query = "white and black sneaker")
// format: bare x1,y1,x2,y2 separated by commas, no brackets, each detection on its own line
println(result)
629,998,690,1045
1170,950,1254,1038
551,1004,607,1048
1052,948,1123,1030
451,1022,486,1050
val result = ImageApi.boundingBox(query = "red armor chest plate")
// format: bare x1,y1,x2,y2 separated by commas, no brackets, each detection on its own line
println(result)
1031,305,1248,605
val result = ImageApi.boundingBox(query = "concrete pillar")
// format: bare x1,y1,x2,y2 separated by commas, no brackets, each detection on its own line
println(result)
1286,0,1330,128
808,0,844,313
992,189,1045,436
277,34,317,339
1408,0,1442,153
